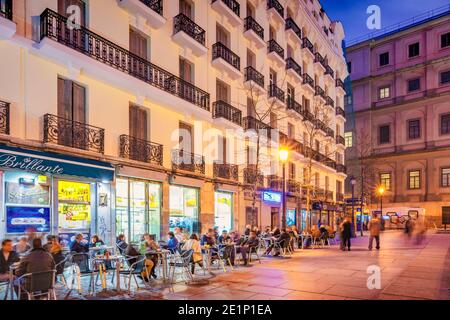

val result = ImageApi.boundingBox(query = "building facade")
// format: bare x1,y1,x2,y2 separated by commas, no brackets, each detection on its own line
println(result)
0,0,347,244
345,8,450,228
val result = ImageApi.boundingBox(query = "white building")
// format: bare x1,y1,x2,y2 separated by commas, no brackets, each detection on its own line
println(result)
0,0,347,244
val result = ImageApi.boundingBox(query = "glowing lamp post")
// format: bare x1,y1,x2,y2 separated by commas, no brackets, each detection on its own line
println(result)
279,148,289,230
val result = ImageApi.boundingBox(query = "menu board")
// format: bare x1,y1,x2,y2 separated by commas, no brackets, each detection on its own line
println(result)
6,206,50,233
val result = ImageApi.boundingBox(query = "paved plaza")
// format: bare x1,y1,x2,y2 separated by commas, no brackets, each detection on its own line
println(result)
47,230,450,301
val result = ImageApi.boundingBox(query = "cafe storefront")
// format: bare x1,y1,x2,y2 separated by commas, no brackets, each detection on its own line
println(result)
169,185,199,235
214,191,233,232
0,144,115,245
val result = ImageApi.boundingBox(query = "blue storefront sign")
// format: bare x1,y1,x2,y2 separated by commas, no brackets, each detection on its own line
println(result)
0,144,115,181
262,191,282,204
6,206,51,233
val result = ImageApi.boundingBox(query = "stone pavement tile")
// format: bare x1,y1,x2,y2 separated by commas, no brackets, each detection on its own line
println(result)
226,284,292,297
278,280,334,293
324,284,381,300
314,268,356,276
156,284,218,297
391,277,442,290
283,291,346,300
381,283,439,300
378,294,427,300
188,287,257,300
398,270,444,281
242,276,288,287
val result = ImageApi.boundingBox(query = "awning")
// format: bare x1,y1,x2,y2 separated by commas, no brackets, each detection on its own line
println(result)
0,144,115,181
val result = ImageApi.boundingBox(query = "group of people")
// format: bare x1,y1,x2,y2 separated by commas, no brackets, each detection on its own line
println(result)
337,213,383,251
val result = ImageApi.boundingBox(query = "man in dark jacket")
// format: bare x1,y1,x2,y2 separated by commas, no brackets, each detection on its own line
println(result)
341,217,352,251
16,238,55,277
0,239,20,282
239,231,259,266
69,234,89,253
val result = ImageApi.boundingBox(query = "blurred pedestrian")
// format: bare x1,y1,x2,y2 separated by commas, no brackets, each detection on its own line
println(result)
368,213,381,250
341,217,352,251
13,237,31,255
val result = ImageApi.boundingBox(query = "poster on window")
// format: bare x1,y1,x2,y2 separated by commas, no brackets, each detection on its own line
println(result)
6,206,51,233
287,209,296,227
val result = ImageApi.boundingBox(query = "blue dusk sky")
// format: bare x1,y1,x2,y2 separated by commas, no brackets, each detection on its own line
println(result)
320,0,450,42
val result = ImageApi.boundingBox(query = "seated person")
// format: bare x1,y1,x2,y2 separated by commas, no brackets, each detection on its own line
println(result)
182,234,203,275
116,234,128,254
243,225,251,236
173,227,186,244
69,234,89,254
238,231,259,266
142,234,159,279
15,238,56,300
43,235,55,252
218,230,234,266
165,232,179,253
89,235,105,248
200,229,216,247
0,239,20,282
272,226,281,238
273,229,291,257
218,230,231,245
13,237,31,255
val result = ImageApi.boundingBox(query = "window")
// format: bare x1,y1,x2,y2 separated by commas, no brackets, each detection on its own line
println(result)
58,0,86,26
179,0,193,18
441,32,450,48
179,57,194,84
441,168,450,187
441,114,450,135
408,170,421,189
408,42,420,58
408,78,420,92
440,70,450,84
379,86,390,99
216,23,230,47
344,132,353,147
380,173,391,191
344,95,352,105
408,119,420,140
247,49,256,68
246,1,255,18
57,77,86,123
289,163,296,180
347,61,352,73
216,79,230,103
129,104,148,141
129,28,148,60
379,125,390,144
287,123,295,139
379,52,389,66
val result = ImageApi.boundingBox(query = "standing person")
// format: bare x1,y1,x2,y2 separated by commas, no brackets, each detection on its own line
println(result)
368,213,382,251
404,218,413,241
341,217,352,251
0,239,20,282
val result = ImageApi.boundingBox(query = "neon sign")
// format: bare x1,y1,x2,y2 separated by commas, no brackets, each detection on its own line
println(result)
262,191,282,204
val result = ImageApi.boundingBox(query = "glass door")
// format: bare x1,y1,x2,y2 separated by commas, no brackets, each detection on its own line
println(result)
148,183,161,239
115,179,129,240
130,181,146,243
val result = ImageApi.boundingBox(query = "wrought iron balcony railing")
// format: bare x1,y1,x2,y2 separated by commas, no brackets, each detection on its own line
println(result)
336,78,345,90
267,175,283,191
325,65,334,78
243,116,271,132
173,13,206,46
267,39,284,60
315,85,325,99
286,57,302,78
336,193,344,202
326,190,334,202
212,0,240,17
285,17,301,39
0,100,10,135
287,180,301,194
212,42,240,71
303,73,314,89
286,97,302,116
325,96,335,108
43,114,105,154
244,16,264,40
267,0,284,18
171,149,205,174
302,37,314,54
213,100,242,126
314,52,327,69
0,0,12,20
325,128,335,138
303,109,315,123
336,135,345,146
336,164,347,174
268,84,285,103
40,9,210,111
139,0,163,15
336,106,346,118
325,158,336,170
243,166,264,187
245,66,264,88
119,134,163,166
213,162,239,181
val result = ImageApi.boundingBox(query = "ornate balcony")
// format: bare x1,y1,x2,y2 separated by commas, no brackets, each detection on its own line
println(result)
325,128,335,138
336,106,346,119
303,73,315,92
285,57,302,83
267,175,283,191
243,166,265,187
211,0,241,27
173,13,207,56
303,109,315,124
325,65,334,79
268,84,285,106
213,100,242,127
325,190,334,202
287,180,301,194
171,149,205,174
267,39,285,67
118,0,165,29
213,162,239,181
267,0,284,26
243,116,271,132
119,134,163,166
336,164,347,174
314,52,327,72
43,114,105,154
0,100,10,135
325,96,335,109
243,16,265,48
286,98,303,118
40,9,210,111
244,66,265,94
336,135,345,146
212,42,241,79
302,37,314,58
315,85,326,102
336,78,346,95
285,17,301,43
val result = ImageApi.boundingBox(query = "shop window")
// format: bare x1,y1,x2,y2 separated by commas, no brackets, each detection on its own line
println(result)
169,185,199,234
408,170,421,190
215,191,233,232
4,172,51,234
58,180,92,231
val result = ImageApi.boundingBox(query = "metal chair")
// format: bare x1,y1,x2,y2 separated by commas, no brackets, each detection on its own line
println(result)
248,243,261,264
119,255,148,294
16,270,57,300
1,279,10,300
69,253,97,295
169,250,194,284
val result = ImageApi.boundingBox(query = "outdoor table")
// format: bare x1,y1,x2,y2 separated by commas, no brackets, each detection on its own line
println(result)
8,262,20,300
300,234,313,249
91,255,123,292
146,249,170,282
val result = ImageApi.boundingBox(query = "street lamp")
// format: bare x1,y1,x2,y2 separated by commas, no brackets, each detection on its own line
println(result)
279,148,289,230
378,186,385,218
350,176,356,237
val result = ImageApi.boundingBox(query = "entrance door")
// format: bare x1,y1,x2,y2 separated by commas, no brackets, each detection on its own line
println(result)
245,206,258,229
271,207,280,229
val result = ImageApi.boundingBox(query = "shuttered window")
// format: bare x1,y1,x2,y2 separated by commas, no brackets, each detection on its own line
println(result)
179,0,193,18
216,79,230,103
179,57,194,84
129,28,148,60
57,77,86,123
58,0,86,26
129,104,148,141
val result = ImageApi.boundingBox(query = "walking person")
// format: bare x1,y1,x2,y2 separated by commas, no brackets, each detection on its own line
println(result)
368,213,381,250
341,217,352,251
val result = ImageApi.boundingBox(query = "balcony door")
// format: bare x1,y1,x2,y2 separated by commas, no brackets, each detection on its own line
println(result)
57,0,86,48
58,0,86,26
269,69,277,86
216,24,230,47
57,77,86,149
247,49,256,68
179,0,193,19
246,2,255,18
216,79,230,103
129,104,149,161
